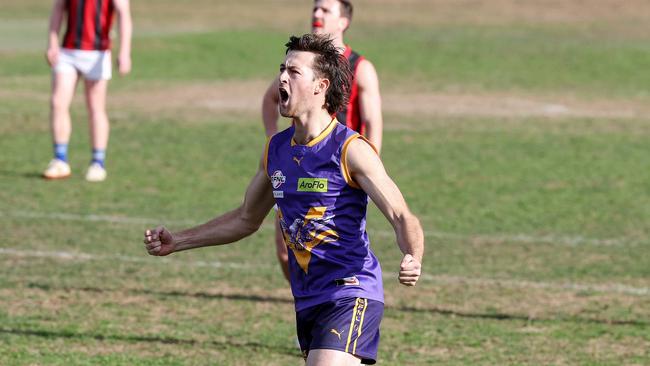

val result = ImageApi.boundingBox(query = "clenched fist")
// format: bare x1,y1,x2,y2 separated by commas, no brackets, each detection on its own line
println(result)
398,254,421,286
143,226,175,256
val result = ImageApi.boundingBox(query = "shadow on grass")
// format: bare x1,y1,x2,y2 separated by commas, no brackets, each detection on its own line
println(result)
0,169,43,179
393,305,648,327
30,282,296,305
0,327,301,357
27,282,649,327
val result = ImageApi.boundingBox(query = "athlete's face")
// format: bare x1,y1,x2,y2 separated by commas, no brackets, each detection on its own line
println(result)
312,0,348,35
278,51,326,118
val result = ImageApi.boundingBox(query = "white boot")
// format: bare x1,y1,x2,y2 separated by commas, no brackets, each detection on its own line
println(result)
42,159,71,180
85,162,107,182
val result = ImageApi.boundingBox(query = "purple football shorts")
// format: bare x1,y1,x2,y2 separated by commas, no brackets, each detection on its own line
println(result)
296,297,384,364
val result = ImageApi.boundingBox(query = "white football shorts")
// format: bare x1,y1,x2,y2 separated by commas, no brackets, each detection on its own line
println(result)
54,48,112,80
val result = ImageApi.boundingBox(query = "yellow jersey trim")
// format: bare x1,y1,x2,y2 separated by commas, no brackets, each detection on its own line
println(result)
341,134,378,189
291,118,339,147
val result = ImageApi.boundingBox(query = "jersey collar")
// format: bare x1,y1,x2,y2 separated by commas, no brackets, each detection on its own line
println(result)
291,118,339,147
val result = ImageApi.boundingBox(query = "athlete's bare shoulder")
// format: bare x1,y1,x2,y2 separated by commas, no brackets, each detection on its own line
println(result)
355,58,379,89
345,135,381,175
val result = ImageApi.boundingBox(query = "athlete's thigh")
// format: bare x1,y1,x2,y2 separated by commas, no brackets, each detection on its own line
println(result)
83,78,109,112
275,212,288,254
51,71,78,106
306,349,361,366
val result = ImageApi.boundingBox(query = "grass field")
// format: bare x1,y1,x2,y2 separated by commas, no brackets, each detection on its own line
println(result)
1,0,649,365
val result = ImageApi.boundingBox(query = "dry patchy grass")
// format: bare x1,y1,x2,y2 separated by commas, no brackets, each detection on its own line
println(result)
4,0,650,35
104,80,650,124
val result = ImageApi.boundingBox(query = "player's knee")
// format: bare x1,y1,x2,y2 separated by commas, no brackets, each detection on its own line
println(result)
89,110,108,123
275,238,288,262
275,247,289,265
50,95,70,112
275,249,289,264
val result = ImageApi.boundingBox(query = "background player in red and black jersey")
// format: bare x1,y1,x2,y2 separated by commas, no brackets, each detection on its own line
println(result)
43,0,132,182
261,0,384,281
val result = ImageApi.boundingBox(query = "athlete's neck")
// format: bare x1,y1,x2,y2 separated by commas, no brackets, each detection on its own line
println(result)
332,35,346,52
292,110,334,145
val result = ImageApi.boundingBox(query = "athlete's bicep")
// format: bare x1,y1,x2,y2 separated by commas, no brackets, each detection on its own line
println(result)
356,60,383,152
264,78,280,103
240,166,275,227
262,79,281,136
357,60,381,103
112,0,130,13
53,0,66,11
346,138,408,225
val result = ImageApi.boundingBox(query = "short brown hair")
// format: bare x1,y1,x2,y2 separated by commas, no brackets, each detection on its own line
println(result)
338,0,353,21
285,34,352,115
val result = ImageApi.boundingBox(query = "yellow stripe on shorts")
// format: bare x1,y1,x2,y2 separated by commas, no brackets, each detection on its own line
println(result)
345,298,361,353
353,298,368,354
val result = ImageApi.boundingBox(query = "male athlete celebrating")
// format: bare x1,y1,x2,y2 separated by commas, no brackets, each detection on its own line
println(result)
144,34,422,365
263,0,383,282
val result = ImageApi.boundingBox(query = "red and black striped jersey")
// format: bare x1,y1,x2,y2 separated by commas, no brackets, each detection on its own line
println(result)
336,46,366,135
62,0,116,51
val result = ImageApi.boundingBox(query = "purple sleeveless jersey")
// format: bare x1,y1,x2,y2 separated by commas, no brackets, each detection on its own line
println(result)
265,119,384,311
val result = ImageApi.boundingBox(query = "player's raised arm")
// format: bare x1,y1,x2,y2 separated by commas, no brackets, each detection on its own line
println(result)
346,137,424,286
143,160,275,256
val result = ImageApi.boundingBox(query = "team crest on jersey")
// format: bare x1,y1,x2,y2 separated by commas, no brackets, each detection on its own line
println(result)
279,206,339,274
271,170,286,189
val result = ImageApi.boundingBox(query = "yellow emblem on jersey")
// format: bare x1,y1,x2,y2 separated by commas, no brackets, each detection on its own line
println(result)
278,206,338,274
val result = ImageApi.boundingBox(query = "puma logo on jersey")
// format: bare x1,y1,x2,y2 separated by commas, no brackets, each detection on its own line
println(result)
330,328,343,340
293,156,303,165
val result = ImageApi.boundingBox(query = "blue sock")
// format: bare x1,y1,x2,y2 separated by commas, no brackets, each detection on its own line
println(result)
91,149,106,167
54,143,68,162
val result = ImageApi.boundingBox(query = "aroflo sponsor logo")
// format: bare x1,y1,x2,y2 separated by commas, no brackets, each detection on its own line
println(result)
297,178,328,192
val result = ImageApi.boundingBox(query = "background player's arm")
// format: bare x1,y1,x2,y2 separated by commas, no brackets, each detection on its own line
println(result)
144,163,275,256
346,138,423,286
46,0,66,67
113,0,132,75
262,78,281,136
356,59,383,153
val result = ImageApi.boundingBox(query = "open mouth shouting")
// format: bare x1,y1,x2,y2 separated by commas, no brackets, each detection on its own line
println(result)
279,87,290,106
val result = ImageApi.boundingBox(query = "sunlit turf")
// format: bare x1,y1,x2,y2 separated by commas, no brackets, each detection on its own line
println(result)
2,110,649,364
1,1,649,364
3,26,650,97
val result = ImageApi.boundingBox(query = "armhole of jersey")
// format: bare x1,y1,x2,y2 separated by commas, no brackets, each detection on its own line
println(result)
341,134,378,189
354,56,366,75
263,136,272,178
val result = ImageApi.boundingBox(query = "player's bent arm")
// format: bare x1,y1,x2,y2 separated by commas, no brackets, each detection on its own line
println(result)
113,0,132,74
262,78,281,137
356,60,383,154
347,138,423,263
171,167,275,253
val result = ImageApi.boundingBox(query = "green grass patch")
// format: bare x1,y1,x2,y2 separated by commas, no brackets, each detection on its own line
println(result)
2,2,649,364
3,26,650,98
